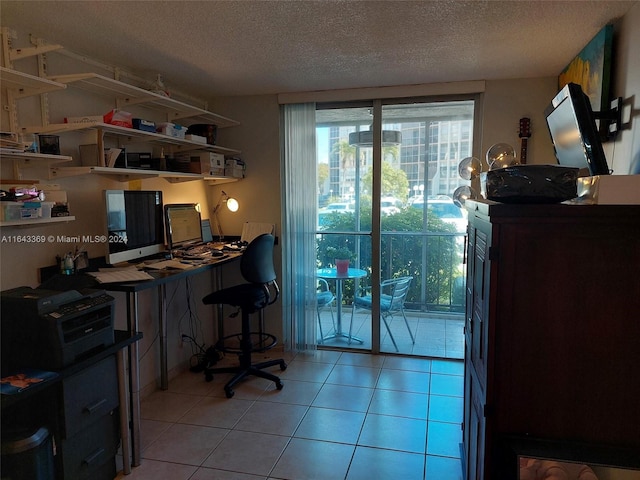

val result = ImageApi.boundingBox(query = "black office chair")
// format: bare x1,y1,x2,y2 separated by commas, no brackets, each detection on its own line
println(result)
202,233,286,398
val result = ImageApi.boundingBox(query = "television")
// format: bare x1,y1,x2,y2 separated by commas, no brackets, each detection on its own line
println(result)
164,203,203,250
545,82,610,176
104,190,165,264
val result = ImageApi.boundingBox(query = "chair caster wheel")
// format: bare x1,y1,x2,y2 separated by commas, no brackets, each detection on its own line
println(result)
280,362,287,371
225,388,235,398
276,381,284,390
205,374,213,382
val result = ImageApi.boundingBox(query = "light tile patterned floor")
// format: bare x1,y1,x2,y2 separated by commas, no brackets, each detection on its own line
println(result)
116,351,464,480
318,310,464,359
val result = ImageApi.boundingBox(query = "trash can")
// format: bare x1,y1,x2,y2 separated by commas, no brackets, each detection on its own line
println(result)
1,426,55,480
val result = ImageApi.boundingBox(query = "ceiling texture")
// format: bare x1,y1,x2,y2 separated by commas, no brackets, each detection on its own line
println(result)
1,1,636,100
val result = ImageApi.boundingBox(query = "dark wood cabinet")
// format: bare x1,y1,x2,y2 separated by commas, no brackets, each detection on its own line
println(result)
462,200,640,479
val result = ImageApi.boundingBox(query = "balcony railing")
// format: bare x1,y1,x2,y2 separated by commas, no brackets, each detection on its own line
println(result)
317,230,466,314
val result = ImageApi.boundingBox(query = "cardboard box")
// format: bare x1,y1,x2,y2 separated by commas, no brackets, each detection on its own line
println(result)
175,152,225,175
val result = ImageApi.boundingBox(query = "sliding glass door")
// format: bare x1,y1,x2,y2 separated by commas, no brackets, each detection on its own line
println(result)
316,98,475,357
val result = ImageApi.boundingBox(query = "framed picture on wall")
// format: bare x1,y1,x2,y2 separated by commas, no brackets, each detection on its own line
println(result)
558,25,613,133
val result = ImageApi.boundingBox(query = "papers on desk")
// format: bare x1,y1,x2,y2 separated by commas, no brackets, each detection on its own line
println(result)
144,259,192,270
88,267,154,283
241,222,275,243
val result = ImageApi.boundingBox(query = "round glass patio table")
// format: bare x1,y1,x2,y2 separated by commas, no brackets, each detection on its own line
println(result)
317,267,367,344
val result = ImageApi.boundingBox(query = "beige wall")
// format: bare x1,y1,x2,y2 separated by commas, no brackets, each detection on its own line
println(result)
2,4,639,393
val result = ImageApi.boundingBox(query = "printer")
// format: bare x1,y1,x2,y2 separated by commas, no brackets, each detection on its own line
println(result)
1,286,115,374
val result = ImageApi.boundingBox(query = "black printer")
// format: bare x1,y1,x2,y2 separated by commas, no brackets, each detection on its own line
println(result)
1,286,115,374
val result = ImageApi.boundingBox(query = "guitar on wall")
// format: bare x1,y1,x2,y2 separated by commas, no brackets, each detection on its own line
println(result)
518,117,531,164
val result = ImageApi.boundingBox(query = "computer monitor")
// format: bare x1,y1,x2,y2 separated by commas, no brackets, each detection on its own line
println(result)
544,82,610,176
104,190,165,264
164,203,203,250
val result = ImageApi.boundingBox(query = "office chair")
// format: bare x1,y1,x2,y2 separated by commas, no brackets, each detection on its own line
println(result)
202,233,286,398
317,278,336,343
350,276,414,352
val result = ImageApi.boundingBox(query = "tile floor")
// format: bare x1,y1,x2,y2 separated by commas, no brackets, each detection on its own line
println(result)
116,350,464,480
318,310,465,359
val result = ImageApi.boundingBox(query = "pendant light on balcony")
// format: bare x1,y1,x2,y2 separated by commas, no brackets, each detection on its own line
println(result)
348,128,402,147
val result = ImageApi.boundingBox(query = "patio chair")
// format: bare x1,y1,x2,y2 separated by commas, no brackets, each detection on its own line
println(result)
317,278,336,343
350,276,415,351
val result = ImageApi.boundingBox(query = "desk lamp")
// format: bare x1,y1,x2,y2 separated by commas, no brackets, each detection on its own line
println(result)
213,191,239,241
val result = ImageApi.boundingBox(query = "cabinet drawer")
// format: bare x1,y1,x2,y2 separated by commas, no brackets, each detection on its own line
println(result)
60,412,119,480
61,356,118,438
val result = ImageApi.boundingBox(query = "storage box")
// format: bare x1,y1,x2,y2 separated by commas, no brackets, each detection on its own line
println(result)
38,135,60,155
185,134,207,144
172,124,186,139
156,122,186,139
174,152,225,175
225,158,245,178
132,118,156,132
576,175,640,204
0,202,22,221
40,201,55,218
20,201,41,219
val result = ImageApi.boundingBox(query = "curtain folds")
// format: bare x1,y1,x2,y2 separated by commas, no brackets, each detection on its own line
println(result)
280,103,318,352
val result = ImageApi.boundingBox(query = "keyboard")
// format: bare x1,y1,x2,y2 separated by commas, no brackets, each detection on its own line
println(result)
173,244,225,258
184,245,211,256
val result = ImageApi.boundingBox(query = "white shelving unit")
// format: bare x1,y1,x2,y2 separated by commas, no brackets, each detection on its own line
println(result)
46,72,239,127
0,66,67,98
2,40,242,188
21,121,240,156
49,166,240,184
0,216,76,227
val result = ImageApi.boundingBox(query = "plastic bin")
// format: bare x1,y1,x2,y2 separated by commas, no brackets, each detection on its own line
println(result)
1,426,55,480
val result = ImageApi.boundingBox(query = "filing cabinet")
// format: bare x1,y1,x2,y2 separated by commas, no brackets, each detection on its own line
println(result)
57,356,119,480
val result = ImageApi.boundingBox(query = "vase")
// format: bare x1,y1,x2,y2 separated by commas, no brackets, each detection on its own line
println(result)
335,258,349,275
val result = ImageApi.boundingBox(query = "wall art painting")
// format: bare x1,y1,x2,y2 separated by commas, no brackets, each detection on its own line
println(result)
559,24,613,113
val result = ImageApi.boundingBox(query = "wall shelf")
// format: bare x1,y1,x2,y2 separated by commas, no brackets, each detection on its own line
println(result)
49,166,240,184
1,151,73,164
0,216,75,227
0,66,67,98
20,121,241,156
1,151,73,179
47,73,239,127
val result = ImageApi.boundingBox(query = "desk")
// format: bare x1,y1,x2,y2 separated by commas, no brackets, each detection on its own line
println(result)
317,268,367,344
103,252,241,467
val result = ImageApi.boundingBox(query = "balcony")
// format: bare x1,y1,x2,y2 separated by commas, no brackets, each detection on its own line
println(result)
317,231,466,358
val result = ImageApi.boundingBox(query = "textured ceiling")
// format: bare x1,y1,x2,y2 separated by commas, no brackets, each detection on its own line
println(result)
1,1,636,100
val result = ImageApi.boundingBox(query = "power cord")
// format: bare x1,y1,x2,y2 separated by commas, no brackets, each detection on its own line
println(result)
182,334,223,372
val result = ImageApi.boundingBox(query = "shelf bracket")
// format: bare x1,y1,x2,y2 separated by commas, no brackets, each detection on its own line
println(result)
10,38,62,62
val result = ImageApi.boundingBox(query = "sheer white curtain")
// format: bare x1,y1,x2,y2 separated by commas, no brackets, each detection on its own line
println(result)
280,103,318,352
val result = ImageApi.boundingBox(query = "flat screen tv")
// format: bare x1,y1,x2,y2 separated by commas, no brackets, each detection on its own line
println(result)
104,190,165,264
545,82,610,176
164,203,203,250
